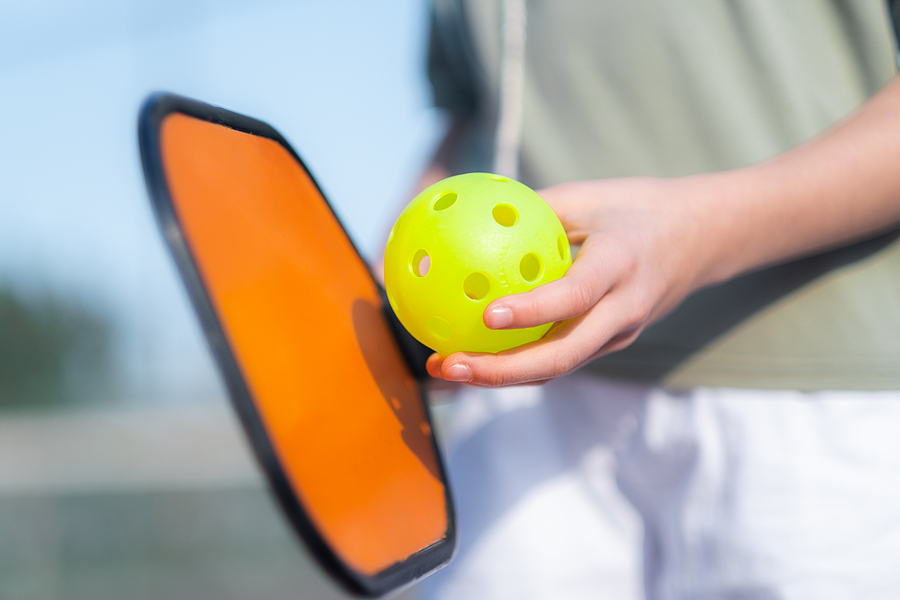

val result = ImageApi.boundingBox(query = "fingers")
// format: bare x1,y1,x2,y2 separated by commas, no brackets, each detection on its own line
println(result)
426,353,444,379
538,181,610,236
484,235,628,330
538,187,589,238
442,291,639,386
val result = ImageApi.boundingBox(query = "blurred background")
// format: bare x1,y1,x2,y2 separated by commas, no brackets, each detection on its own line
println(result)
0,0,443,597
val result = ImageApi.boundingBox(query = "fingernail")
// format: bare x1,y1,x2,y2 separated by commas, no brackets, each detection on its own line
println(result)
488,306,513,329
445,364,472,382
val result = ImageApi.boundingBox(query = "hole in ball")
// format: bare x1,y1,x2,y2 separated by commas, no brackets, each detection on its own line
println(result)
519,252,543,282
427,316,453,340
557,234,569,262
492,203,518,227
432,190,458,211
463,272,491,301
487,174,510,182
411,249,430,277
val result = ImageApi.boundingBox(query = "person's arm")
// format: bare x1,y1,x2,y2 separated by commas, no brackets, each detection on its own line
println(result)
427,75,900,386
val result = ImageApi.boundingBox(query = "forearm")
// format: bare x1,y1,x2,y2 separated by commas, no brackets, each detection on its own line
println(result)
694,75,900,288
427,77,900,386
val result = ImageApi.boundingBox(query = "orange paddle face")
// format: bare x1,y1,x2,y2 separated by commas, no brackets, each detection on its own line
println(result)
143,101,451,591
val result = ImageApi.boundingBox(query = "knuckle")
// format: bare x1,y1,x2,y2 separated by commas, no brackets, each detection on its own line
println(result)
616,249,640,275
549,347,582,377
569,279,596,316
623,293,653,327
475,366,512,388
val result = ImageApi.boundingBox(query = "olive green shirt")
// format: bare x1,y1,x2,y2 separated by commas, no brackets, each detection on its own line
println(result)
429,0,900,390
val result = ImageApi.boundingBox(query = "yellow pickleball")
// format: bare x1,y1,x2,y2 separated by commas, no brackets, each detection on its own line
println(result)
383,173,571,356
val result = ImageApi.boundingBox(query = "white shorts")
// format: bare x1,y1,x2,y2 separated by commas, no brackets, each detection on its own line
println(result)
419,375,900,600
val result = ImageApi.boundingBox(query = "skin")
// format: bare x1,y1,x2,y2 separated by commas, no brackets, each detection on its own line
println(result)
422,75,900,387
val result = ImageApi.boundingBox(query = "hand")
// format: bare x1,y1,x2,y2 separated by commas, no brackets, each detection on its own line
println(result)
427,175,720,386
424,76,900,387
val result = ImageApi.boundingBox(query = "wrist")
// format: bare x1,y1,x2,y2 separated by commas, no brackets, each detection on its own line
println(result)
674,168,768,291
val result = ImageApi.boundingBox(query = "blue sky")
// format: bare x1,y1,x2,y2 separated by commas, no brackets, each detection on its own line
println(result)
0,0,444,404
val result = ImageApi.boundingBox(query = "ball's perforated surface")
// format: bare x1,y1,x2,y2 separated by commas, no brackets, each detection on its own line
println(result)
384,173,571,355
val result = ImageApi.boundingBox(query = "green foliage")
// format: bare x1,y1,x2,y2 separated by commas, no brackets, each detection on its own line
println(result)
0,285,111,408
